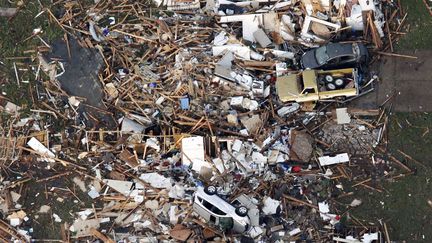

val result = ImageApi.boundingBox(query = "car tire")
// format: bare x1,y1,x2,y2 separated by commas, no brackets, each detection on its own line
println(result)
235,206,248,217
334,79,345,88
326,82,336,90
325,75,333,83
204,186,217,195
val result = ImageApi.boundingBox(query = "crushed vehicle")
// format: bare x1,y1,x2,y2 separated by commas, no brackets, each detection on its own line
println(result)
276,68,359,103
193,186,250,233
301,42,369,70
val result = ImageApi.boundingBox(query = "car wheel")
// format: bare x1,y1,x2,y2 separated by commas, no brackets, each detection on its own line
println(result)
325,75,333,83
235,206,248,217
334,79,345,87
204,186,217,195
326,83,336,90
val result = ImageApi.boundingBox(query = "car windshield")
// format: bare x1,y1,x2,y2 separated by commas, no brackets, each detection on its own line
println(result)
315,46,329,65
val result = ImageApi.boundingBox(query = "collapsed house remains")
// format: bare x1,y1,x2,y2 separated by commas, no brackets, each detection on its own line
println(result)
0,0,418,242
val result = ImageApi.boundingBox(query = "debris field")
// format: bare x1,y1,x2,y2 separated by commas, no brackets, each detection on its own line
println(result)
0,0,420,242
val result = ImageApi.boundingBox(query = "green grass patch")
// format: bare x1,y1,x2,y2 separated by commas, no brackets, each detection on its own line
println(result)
396,0,432,50
389,112,432,161
0,0,63,58
0,0,63,107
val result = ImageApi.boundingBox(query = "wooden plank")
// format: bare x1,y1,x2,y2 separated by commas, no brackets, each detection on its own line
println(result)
90,228,115,243
376,51,417,59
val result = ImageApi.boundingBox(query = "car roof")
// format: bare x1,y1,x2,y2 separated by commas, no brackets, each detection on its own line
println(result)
326,43,354,58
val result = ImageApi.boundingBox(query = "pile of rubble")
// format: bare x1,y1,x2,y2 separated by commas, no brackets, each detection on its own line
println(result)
0,0,414,242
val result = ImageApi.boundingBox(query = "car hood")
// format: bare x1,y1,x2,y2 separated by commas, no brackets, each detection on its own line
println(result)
301,50,320,69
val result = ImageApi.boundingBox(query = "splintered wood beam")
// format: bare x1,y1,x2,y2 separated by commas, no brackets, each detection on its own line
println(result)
422,0,432,17
112,29,157,43
19,146,87,170
376,147,411,172
397,149,427,169
90,228,115,243
0,219,28,242
283,195,319,210
376,51,417,59
386,20,393,52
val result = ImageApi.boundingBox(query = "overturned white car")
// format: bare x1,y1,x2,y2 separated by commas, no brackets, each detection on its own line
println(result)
193,186,250,233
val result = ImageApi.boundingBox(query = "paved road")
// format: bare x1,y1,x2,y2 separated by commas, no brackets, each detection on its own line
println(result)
377,50,432,112
349,50,432,111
